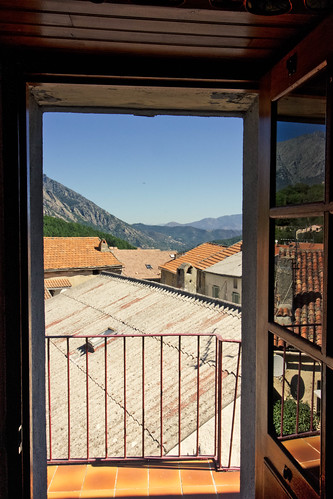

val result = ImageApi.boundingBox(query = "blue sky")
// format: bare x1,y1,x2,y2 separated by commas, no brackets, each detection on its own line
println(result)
277,121,325,142
43,113,243,225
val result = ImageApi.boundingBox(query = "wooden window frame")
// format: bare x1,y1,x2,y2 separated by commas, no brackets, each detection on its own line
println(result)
256,16,333,499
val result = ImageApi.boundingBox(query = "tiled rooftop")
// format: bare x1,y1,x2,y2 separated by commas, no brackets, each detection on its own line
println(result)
205,252,242,278
45,278,73,289
44,237,123,271
45,274,241,463
160,243,242,275
47,461,240,498
111,249,177,280
274,244,323,346
45,274,241,340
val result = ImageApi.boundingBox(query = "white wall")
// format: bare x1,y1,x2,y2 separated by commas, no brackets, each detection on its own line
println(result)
205,273,242,304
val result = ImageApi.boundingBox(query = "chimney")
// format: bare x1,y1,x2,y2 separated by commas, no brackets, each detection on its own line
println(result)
99,239,109,252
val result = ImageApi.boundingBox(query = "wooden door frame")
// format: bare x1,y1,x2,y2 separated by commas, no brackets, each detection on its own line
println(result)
256,14,333,499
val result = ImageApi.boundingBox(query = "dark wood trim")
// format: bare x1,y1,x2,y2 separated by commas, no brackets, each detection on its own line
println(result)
0,57,8,499
265,436,320,499
256,71,271,499
269,203,332,219
267,322,333,369
0,61,29,499
270,15,333,101
257,18,333,498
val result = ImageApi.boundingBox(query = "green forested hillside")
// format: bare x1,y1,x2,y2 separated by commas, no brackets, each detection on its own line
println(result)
276,183,324,206
210,236,242,247
44,216,136,249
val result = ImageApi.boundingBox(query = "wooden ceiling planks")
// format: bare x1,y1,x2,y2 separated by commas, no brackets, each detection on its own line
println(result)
0,0,323,79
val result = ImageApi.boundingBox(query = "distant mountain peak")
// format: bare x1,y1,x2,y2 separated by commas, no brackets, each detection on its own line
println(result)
43,174,180,250
43,174,242,251
161,214,242,232
276,131,325,192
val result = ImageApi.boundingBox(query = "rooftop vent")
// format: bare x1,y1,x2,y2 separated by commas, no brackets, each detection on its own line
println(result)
75,328,115,357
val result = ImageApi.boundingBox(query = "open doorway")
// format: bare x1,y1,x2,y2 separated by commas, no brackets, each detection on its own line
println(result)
42,110,244,488
23,78,256,496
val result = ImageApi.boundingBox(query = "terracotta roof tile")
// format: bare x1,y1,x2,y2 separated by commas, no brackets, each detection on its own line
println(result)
196,241,242,270
274,244,323,346
44,287,52,300
44,237,123,271
45,278,72,289
160,241,242,274
111,249,176,280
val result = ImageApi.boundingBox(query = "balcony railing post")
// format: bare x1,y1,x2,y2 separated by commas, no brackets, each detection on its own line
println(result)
214,336,218,459
178,335,181,457
280,342,287,437
228,342,241,469
142,336,145,458
67,338,71,460
124,336,127,458
160,336,163,457
296,351,302,434
47,338,52,461
217,338,223,470
196,335,200,456
86,338,89,460
105,337,108,459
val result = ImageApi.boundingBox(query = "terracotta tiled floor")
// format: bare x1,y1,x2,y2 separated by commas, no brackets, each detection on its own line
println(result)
282,435,320,484
47,460,240,498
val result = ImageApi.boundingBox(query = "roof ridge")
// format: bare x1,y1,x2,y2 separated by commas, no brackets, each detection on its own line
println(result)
101,271,241,315
196,241,242,265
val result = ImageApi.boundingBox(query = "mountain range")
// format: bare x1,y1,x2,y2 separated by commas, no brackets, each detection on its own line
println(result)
276,130,325,192
132,223,241,250
43,174,242,251
164,214,242,231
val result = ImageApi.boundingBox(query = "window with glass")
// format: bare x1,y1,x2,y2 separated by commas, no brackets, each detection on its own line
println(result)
267,68,331,496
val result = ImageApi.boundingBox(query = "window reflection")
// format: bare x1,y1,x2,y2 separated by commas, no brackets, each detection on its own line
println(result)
273,218,323,346
275,70,326,207
270,335,321,490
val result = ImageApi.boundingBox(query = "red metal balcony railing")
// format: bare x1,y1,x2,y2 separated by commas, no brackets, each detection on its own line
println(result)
273,339,321,442
46,333,241,471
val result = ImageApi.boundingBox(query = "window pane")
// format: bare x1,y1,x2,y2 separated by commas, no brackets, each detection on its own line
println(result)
273,217,323,346
269,335,321,492
275,70,326,207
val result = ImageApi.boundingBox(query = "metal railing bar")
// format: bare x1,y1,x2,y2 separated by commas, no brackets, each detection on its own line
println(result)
227,342,241,469
47,338,52,462
196,335,200,457
47,454,218,465
280,342,286,438
296,351,302,434
160,336,163,458
178,335,181,458
86,338,89,460
278,429,320,441
142,336,145,458
67,338,71,460
47,333,241,341
214,336,218,459
217,339,223,470
310,360,316,431
105,337,108,459
124,336,127,458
